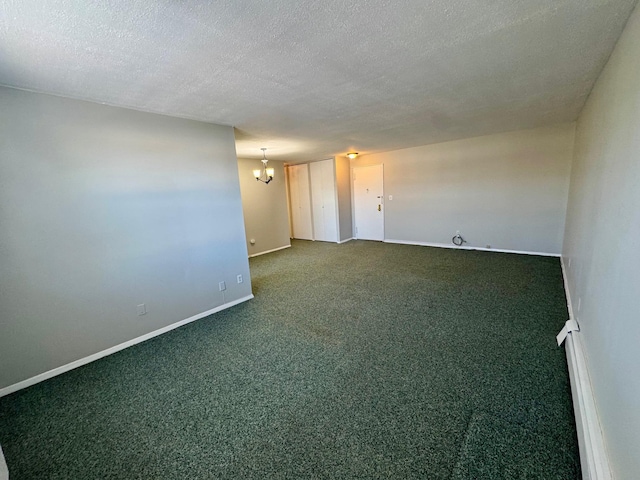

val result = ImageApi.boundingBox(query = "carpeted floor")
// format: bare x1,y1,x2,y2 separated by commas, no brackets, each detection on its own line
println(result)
0,240,580,479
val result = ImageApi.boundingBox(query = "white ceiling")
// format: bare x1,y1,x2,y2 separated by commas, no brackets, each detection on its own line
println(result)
1,0,637,162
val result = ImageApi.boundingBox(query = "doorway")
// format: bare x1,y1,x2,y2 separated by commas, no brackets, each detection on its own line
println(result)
353,165,384,241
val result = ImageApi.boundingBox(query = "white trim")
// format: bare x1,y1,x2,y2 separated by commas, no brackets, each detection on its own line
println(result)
248,244,291,258
0,295,254,398
565,332,612,480
560,258,612,480
337,237,355,244
560,257,576,321
384,239,560,257
556,319,580,346
0,444,8,480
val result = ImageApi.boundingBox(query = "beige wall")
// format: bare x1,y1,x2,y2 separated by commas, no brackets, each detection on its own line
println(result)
335,156,353,241
0,87,252,390
237,158,291,256
562,4,640,477
351,124,575,254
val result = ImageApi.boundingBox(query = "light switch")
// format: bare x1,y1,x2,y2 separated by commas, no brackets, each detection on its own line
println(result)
388,195,393,200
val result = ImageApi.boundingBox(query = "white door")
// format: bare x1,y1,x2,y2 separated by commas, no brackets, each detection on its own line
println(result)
353,165,384,241
288,164,313,240
310,159,338,242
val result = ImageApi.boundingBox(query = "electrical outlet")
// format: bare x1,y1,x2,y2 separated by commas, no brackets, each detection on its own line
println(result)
578,297,582,312
237,274,243,284
219,281,226,292
137,304,147,316
456,230,460,235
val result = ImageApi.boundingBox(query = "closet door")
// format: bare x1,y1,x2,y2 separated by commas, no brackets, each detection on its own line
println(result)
310,160,338,242
288,164,313,240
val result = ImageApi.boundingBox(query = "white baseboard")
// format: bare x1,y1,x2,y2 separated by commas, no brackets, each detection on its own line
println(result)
384,239,560,257
248,244,291,258
0,295,254,398
560,258,612,480
337,237,355,244
560,258,576,323
565,332,612,480
0,445,8,480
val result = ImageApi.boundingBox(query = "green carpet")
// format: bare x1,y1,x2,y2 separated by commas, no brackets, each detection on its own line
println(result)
0,240,580,479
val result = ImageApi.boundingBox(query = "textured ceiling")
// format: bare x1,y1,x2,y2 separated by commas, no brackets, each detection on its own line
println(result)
1,0,637,162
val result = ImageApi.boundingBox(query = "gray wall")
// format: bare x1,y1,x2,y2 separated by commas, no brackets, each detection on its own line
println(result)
0,87,252,390
562,4,640,477
351,124,575,254
237,157,290,256
335,156,353,242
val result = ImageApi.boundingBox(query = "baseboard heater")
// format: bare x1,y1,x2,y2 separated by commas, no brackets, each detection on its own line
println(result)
558,321,612,479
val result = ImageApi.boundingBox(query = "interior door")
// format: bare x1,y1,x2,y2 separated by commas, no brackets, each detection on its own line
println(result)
288,164,313,240
310,159,338,242
353,164,384,241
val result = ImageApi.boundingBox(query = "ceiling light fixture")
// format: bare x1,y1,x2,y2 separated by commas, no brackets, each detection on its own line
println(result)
253,148,274,184
346,152,359,159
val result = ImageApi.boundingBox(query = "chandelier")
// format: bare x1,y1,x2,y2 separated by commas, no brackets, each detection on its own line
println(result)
253,148,274,184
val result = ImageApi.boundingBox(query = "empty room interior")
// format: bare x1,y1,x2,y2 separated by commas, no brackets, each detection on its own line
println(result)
1,1,639,479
